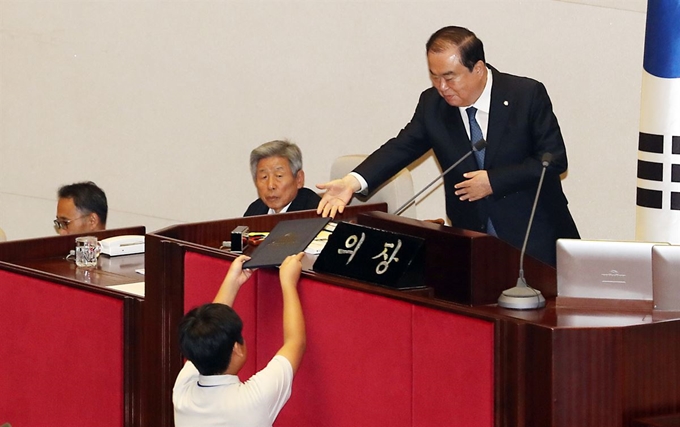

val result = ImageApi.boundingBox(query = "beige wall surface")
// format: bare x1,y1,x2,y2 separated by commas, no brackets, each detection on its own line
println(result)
0,0,645,241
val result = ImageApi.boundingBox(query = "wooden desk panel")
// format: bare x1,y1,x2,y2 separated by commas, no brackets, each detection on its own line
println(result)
0,227,146,427
633,413,680,427
15,253,144,287
153,204,387,248
472,302,680,427
0,226,145,263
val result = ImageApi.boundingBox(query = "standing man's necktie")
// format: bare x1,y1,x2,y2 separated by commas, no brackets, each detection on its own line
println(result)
465,106,496,236
466,106,485,168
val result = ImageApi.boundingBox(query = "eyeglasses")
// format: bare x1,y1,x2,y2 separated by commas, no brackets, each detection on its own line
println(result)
53,215,88,230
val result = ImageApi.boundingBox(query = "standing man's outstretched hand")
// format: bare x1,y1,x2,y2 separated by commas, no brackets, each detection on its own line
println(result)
316,175,361,218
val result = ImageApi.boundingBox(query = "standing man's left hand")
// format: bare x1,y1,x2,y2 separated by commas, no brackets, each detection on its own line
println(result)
454,170,493,201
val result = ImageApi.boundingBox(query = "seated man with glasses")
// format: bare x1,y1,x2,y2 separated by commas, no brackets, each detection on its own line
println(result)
54,181,108,235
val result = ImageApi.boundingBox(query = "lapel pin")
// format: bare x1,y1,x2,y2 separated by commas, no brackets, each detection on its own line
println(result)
504,100,509,106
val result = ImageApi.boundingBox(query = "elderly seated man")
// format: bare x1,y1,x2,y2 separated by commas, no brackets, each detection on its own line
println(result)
54,181,108,235
243,140,320,216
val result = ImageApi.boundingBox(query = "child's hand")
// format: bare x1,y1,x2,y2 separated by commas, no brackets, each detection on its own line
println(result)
279,252,305,287
225,255,254,289
214,255,254,305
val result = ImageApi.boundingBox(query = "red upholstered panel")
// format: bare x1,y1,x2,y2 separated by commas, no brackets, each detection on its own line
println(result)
412,306,494,427
0,270,124,427
183,252,258,379
256,270,413,427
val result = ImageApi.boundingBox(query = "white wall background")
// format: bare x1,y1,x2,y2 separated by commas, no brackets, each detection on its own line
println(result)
0,0,646,241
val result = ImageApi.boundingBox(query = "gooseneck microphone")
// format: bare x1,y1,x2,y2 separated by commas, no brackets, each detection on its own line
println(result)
394,139,488,216
497,152,553,310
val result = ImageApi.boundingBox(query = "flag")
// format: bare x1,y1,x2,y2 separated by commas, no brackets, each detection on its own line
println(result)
636,0,680,242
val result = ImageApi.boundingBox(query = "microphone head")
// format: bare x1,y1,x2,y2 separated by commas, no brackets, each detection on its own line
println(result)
541,152,553,167
472,139,487,152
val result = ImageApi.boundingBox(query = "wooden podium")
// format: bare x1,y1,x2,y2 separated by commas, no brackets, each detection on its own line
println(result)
357,211,556,305
136,210,680,427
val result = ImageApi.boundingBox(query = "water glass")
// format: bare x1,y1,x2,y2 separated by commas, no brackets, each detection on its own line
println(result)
75,236,101,268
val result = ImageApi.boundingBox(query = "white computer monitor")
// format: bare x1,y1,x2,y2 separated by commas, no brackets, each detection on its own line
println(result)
556,239,668,302
652,245,680,311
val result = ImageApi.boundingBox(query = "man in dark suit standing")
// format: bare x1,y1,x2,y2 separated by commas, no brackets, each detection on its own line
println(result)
316,26,579,266
244,140,320,216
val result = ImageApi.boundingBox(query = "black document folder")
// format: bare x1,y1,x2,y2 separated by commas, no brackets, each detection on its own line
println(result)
242,217,331,269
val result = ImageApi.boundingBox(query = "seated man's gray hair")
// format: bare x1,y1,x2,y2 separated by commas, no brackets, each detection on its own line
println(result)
250,140,303,180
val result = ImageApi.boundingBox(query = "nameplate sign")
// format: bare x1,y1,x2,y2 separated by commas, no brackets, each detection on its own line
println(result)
314,222,425,289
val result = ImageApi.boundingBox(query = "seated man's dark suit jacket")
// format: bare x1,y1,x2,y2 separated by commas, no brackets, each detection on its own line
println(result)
354,65,579,266
243,187,321,217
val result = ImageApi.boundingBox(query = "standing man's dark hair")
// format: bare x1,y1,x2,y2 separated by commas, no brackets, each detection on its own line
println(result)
54,181,108,235
425,26,486,71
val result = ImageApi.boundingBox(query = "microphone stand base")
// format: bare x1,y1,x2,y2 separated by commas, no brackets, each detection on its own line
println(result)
497,286,546,310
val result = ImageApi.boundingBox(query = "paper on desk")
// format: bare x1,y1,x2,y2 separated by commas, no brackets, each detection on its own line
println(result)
108,282,145,297
305,230,332,255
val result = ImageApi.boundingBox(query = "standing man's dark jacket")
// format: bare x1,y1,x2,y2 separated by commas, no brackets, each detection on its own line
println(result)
354,65,579,266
